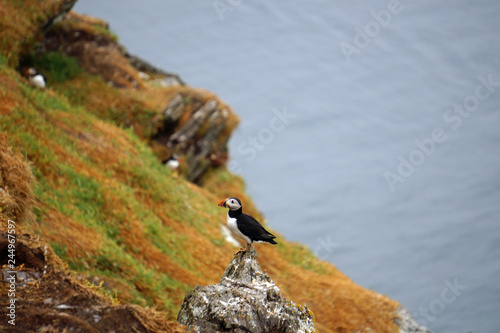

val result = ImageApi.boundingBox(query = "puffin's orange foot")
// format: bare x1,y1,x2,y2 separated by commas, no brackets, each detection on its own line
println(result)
233,244,251,255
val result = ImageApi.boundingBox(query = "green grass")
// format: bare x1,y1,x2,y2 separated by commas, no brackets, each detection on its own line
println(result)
51,242,67,258
0,55,7,66
90,24,119,43
80,278,120,304
28,51,83,84
279,242,333,276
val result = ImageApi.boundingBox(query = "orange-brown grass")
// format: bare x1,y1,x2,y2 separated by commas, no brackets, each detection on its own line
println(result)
39,209,104,258
0,24,400,333
0,74,22,115
0,0,71,65
0,133,35,224
58,11,112,36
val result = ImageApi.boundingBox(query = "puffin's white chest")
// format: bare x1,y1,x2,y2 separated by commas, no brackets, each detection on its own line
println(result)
227,214,251,244
30,75,46,88
166,159,179,170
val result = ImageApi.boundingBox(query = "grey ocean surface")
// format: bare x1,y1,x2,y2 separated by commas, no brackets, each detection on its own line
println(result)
74,1,500,332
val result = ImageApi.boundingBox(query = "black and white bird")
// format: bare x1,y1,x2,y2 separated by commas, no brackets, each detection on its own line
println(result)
26,68,46,89
162,153,180,170
218,197,277,254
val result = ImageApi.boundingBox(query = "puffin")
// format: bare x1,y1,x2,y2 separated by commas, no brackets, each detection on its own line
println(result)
162,153,180,170
218,197,277,254
26,68,46,89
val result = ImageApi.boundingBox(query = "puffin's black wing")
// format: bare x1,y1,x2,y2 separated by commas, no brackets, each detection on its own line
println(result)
237,213,277,244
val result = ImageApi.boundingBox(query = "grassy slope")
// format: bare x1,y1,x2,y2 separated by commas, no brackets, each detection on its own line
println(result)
0,0,70,66
0,4,400,332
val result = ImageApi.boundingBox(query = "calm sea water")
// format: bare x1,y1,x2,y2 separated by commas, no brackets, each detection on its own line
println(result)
74,1,500,332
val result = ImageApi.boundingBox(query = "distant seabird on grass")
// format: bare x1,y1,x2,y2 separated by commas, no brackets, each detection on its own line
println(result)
162,153,180,170
218,197,277,254
26,68,46,89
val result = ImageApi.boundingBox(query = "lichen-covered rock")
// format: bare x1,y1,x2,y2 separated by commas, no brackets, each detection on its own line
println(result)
395,307,434,333
177,247,318,333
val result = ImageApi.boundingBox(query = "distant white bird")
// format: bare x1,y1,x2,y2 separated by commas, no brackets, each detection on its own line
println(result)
26,68,46,89
162,153,180,170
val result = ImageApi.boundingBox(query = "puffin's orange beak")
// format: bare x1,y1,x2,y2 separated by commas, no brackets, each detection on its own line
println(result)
218,199,227,207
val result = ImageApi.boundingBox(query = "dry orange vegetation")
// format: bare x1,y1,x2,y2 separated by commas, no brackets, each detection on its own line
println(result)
0,0,73,65
0,2,401,332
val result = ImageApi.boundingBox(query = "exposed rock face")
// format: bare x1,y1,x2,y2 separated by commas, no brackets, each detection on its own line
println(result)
177,247,318,333
161,95,234,183
395,307,434,333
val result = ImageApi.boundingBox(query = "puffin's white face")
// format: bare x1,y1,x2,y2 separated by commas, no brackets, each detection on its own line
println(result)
218,197,241,211
226,198,241,210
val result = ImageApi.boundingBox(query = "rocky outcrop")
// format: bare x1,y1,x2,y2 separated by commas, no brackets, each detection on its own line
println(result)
177,246,318,333
160,95,236,183
395,307,433,333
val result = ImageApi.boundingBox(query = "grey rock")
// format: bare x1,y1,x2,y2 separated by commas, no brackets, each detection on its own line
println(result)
163,94,186,123
395,306,434,333
177,246,318,333
41,0,78,31
159,97,231,183
169,100,218,149
2,268,41,287
125,51,185,85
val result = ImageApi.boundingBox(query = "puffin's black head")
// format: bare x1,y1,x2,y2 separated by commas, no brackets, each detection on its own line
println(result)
218,197,242,211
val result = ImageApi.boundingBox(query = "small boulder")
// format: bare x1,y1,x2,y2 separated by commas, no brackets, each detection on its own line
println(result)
177,246,318,333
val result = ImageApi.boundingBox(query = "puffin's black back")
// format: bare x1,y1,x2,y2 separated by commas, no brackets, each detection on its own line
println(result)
236,213,277,244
